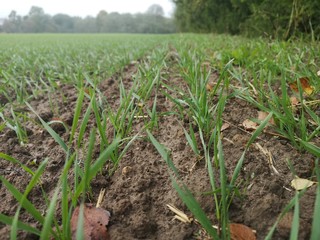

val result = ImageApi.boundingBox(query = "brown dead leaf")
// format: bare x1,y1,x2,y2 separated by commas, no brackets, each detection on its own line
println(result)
230,223,256,240
257,111,275,125
221,122,230,132
290,96,300,112
277,212,293,237
242,119,258,130
289,77,315,95
206,82,214,92
71,203,110,240
201,61,211,72
84,88,90,95
290,96,300,106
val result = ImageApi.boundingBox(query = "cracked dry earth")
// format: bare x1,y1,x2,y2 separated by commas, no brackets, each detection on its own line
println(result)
0,50,318,240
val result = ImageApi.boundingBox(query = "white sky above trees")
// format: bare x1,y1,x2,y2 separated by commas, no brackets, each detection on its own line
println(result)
0,0,174,18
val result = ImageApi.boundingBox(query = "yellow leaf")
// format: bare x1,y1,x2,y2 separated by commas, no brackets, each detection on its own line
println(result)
291,178,315,190
289,77,314,96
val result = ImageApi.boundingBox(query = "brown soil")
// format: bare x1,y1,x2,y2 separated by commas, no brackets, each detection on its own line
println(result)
0,52,318,240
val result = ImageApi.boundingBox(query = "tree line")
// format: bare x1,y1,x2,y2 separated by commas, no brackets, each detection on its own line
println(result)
0,5,175,34
173,0,320,40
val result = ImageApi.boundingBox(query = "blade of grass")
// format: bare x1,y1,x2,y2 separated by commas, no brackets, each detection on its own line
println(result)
26,102,68,153
89,136,120,180
11,158,48,239
0,152,34,176
61,152,76,238
147,130,179,176
171,177,219,239
0,214,40,236
298,140,320,158
217,136,228,239
91,96,108,148
77,99,92,148
246,111,273,147
40,187,60,240
310,159,320,240
69,88,85,144
290,194,299,240
265,189,306,240
76,203,85,240
183,125,200,156
0,176,44,224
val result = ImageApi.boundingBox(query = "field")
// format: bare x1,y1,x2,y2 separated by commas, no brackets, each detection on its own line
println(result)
0,34,319,239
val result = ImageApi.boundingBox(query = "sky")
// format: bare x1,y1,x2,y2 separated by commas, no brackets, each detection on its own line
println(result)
0,0,175,18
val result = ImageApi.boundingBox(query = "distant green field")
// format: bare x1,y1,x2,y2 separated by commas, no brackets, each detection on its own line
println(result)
0,34,174,101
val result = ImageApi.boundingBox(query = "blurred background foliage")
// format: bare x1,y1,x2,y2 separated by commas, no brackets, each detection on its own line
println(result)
0,4,175,34
0,0,319,40
174,0,320,40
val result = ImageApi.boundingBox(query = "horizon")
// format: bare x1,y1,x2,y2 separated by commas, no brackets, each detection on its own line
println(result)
0,0,174,19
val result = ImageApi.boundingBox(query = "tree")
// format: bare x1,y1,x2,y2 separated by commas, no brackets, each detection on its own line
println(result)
172,0,320,39
96,10,108,32
24,6,48,32
52,14,74,32
0,5,175,34
28,6,45,16
2,10,21,32
146,4,164,16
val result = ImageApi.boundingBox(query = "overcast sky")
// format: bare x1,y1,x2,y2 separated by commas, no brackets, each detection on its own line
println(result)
0,0,175,18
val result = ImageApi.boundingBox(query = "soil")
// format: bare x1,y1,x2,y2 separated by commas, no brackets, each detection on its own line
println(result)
0,49,318,240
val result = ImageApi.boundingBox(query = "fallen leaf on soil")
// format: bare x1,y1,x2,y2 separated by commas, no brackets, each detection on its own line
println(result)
221,122,230,132
206,82,214,92
242,119,258,130
257,111,275,125
230,223,256,240
291,177,316,191
277,212,293,237
290,96,300,106
289,77,314,95
317,70,320,77
71,203,110,240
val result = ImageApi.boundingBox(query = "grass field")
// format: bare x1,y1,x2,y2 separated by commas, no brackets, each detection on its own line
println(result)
0,34,319,239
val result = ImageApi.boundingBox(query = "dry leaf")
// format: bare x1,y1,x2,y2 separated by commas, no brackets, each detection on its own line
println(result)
291,177,315,191
71,203,110,240
317,70,320,77
206,82,214,92
221,122,230,132
290,96,299,106
230,223,256,240
201,61,211,72
242,119,257,130
289,77,314,95
84,88,90,94
277,212,293,237
257,111,275,125
167,204,193,223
